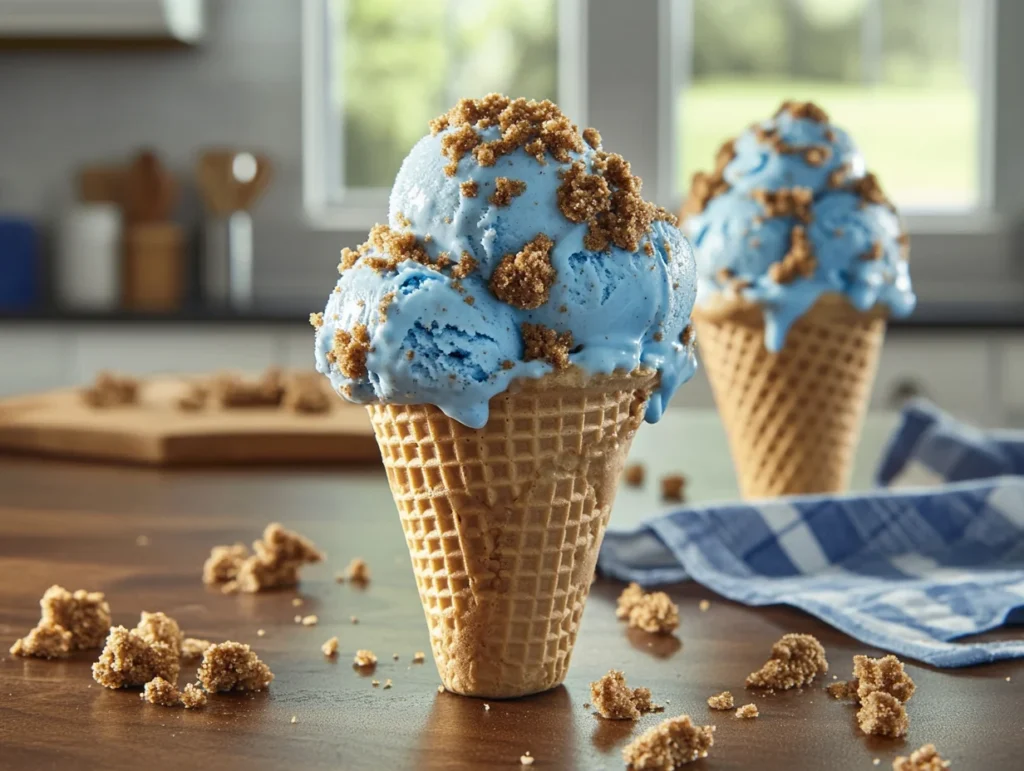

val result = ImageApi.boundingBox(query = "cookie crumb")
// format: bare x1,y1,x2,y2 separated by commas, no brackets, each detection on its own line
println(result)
135,611,184,656
350,616,359,624
413,651,426,663
768,226,817,284
290,715,298,724
215,368,286,408
615,583,646,620
590,670,660,720
181,637,212,662
698,600,710,612
707,691,734,710
9,621,72,659
681,140,735,217
92,627,179,689
484,703,491,711
180,682,208,709
892,744,949,771
853,654,916,704
257,629,266,637
371,679,380,688
521,323,573,370
627,592,680,635
857,691,908,738
292,598,304,607
460,180,479,198
520,754,535,766
752,187,813,223
321,637,339,658
197,641,274,692
490,235,556,310
622,714,715,769
437,685,445,693
346,557,371,583
451,252,478,280
141,676,181,707
393,653,400,660
826,680,857,700
329,324,372,380
624,464,645,487
582,127,602,149
735,703,759,719
136,535,151,547
354,649,378,668
746,633,828,690
202,543,250,585
660,474,687,502
234,523,324,594
490,177,527,207
35,585,111,651
81,371,139,408
301,615,318,627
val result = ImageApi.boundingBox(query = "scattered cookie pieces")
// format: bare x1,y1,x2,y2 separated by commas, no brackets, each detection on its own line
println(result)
39,585,111,651
624,463,645,487
322,637,339,658
354,649,378,668
301,615,319,627
134,611,184,656
412,651,426,663
892,744,950,771
181,638,212,661
92,626,180,689
590,670,661,720
735,703,759,719
707,691,734,710
746,633,828,690
615,583,646,620
180,683,208,709
622,714,715,769
660,474,687,502
9,621,72,659
81,372,139,408
204,524,324,594
215,368,285,408
614,582,680,635
853,654,916,704
202,543,249,585
345,558,371,583
827,680,857,700
141,676,181,707
857,691,908,738
197,641,274,692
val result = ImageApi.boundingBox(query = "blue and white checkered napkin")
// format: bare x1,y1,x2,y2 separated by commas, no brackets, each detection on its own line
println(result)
599,402,1024,667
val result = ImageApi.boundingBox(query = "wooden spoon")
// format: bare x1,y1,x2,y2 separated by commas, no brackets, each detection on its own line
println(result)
122,150,178,224
196,150,272,216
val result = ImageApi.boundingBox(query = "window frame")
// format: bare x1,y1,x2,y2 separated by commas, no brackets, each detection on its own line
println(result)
301,0,588,230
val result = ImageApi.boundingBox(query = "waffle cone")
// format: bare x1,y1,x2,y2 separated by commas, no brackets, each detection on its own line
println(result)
367,368,657,698
693,294,886,499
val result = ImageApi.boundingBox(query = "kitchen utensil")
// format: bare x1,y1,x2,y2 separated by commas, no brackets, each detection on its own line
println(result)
122,222,184,311
123,150,178,224
56,203,122,310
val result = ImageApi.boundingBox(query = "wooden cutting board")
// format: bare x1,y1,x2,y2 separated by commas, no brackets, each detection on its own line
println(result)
0,374,380,467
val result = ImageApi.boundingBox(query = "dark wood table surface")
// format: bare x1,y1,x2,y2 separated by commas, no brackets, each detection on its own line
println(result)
0,455,1020,771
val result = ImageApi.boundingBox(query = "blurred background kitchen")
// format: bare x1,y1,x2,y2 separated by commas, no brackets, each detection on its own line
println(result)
0,0,1021,426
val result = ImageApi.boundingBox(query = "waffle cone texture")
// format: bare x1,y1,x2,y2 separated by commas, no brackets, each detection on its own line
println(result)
693,294,886,499
368,368,657,698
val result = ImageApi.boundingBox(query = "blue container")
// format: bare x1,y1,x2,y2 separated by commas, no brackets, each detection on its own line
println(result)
0,217,39,309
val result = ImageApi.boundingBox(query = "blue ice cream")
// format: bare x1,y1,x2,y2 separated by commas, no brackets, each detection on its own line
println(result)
313,95,698,428
682,101,915,351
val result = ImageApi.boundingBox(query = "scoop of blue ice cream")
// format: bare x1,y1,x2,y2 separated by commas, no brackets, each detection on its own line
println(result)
682,101,915,351
314,95,698,428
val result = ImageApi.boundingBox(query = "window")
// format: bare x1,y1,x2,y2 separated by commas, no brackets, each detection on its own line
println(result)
304,0,585,227
677,0,989,211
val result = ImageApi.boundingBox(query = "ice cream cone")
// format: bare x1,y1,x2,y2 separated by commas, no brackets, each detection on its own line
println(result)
693,294,886,499
367,368,657,698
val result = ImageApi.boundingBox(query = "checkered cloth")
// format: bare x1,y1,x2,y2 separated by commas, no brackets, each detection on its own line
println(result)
599,402,1024,667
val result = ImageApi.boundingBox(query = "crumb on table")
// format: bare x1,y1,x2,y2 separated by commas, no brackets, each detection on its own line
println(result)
9,620,72,659
92,626,180,689
354,649,377,668
706,691,734,711
660,474,687,502
81,372,139,408
383,679,392,690
180,682,208,709
202,543,250,585
746,633,828,690
520,753,535,766
622,714,715,769
134,611,183,656
857,691,908,737
322,636,339,658
211,523,324,593
140,677,183,708
853,654,916,704
301,615,318,627
197,641,274,692
698,599,710,612
892,744,950,771
413,651,426,663
590,670,660,720
615,583,646,620
345,557,371,583
181,638,212,661
827,680,858,700
214,367,285,409
39,585,111,651
627,591,680,635
624,463,645,487
735,703,759,719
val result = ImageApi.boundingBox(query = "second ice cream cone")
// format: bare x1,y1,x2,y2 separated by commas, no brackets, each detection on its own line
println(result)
694,294,885,499
367,369,656,698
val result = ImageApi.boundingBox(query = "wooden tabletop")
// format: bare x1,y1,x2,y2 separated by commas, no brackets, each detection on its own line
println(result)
0,448,1020,770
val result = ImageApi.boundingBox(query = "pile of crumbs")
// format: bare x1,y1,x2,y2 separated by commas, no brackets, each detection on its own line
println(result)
10,585,112,659
81,371,139,408
892,744,950,771
134,611,183,655
202,523,324,593
706,691,734,711
92,626,180,689
857,692,908,738
489,235,556,310
589,670,661,720
489,177,527,207
853,654,916,704
615,582,680,635
521,323,574,370
622,714,715,769
745,633,828,690
328,324,372,380
735,703,759,719
197,641,274,692
140,677,208,709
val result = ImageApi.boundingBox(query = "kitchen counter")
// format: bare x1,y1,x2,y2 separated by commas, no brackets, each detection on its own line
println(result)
0,411,1019,770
